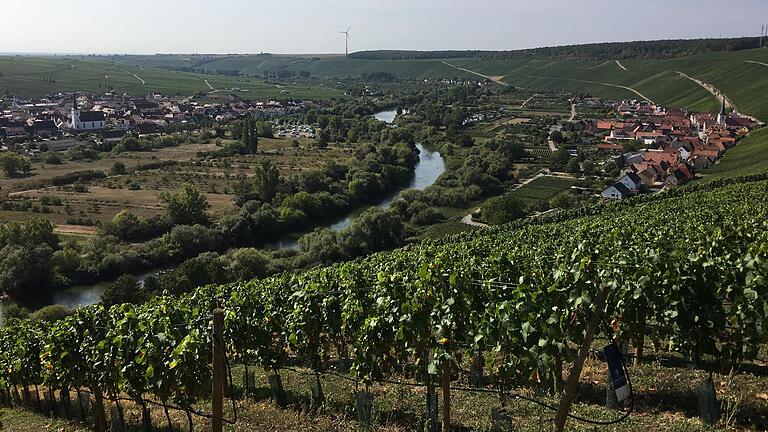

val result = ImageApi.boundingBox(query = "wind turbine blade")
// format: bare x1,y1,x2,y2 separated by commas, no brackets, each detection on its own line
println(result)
347,26,351,32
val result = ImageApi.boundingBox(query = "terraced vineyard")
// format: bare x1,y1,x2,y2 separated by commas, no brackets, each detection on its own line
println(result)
1,175,766,430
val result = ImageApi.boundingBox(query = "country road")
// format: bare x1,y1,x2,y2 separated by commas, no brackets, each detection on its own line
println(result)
204,79,215,90
615,60,627,71
568,103,576,121
441,61,508,85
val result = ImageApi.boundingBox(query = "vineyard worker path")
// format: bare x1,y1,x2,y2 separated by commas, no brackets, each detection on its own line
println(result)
615,60,628,71
461,208,489,228
118,68,146,85
440,61,508,85
744,60,768,68
583,60,612,70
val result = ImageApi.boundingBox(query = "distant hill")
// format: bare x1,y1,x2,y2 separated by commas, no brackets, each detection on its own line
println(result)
349,38,764,61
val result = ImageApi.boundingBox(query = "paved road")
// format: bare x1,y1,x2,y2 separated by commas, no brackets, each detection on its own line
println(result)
568,103,576,121
441,61,508,85
204,79,215,90
615,60,627,71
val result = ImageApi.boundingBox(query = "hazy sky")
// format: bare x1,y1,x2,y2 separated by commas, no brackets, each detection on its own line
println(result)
4,0,768,54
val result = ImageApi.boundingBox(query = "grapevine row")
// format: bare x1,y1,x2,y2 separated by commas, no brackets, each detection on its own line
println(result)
1,179,766,425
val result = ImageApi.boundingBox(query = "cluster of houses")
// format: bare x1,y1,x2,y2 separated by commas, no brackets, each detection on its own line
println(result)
275,123,316,139
596,98,756,199
0,93,313,142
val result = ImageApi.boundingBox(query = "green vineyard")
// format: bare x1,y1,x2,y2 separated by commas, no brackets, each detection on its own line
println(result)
1,176,767,430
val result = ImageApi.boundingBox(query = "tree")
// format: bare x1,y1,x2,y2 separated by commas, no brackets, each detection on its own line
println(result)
110,161,127,175
102,210,145,241
227,248,269,281
30,305,71,322
101,275,146,307
550,130,565,144
159,183,210,225
0,244,55,301
253,159,280,203
338,208,405,257
241,118,259,154
481,195,525,225
566,157,581,173
549,150,571,170
0,152,32,177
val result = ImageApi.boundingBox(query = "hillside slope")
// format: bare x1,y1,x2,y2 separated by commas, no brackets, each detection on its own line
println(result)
0,56,341,99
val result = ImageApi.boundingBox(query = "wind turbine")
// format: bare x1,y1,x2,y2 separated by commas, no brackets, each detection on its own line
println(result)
339,26,351,56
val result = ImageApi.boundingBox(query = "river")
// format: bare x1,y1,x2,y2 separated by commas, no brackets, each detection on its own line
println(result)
0,110,444,321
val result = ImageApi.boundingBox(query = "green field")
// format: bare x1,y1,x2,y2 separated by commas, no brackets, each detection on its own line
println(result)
699,127,768,182
511,175,576,203
0,56,342,99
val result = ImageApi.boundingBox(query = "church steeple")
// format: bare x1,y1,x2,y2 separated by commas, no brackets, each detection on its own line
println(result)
717,96,727,126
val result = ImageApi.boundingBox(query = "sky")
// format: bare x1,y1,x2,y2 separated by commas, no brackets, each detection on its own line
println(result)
3,0,768,54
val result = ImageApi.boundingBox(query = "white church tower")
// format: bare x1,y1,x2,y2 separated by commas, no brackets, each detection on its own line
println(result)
717,96,727,126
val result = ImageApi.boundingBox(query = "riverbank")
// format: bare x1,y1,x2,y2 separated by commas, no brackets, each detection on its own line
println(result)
0,110,446,321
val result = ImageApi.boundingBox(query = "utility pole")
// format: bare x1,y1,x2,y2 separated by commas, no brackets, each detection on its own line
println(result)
212,306,225,432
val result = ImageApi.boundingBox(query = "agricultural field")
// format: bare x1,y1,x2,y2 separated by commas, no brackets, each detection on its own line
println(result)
511,175,576,204
0,137,351,225
0,56,342,99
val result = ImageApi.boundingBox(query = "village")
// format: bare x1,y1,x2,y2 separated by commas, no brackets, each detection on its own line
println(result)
590,97,757,199
0,92,314,154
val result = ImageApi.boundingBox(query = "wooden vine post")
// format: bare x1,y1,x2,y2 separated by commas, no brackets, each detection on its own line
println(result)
212,306,225,432
441,363,451,432
553,284,608,432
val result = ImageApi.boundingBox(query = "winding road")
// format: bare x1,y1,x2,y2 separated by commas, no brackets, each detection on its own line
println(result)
615,60,627,71
568,103,577,121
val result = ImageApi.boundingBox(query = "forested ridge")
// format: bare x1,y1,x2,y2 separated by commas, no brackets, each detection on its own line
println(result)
350,37,764,61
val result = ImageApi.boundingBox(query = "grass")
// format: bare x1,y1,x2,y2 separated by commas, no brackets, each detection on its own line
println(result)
0,56,342,99
699,127,768,182
5,346,766,432
0,408,87,431
512,176,576,204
